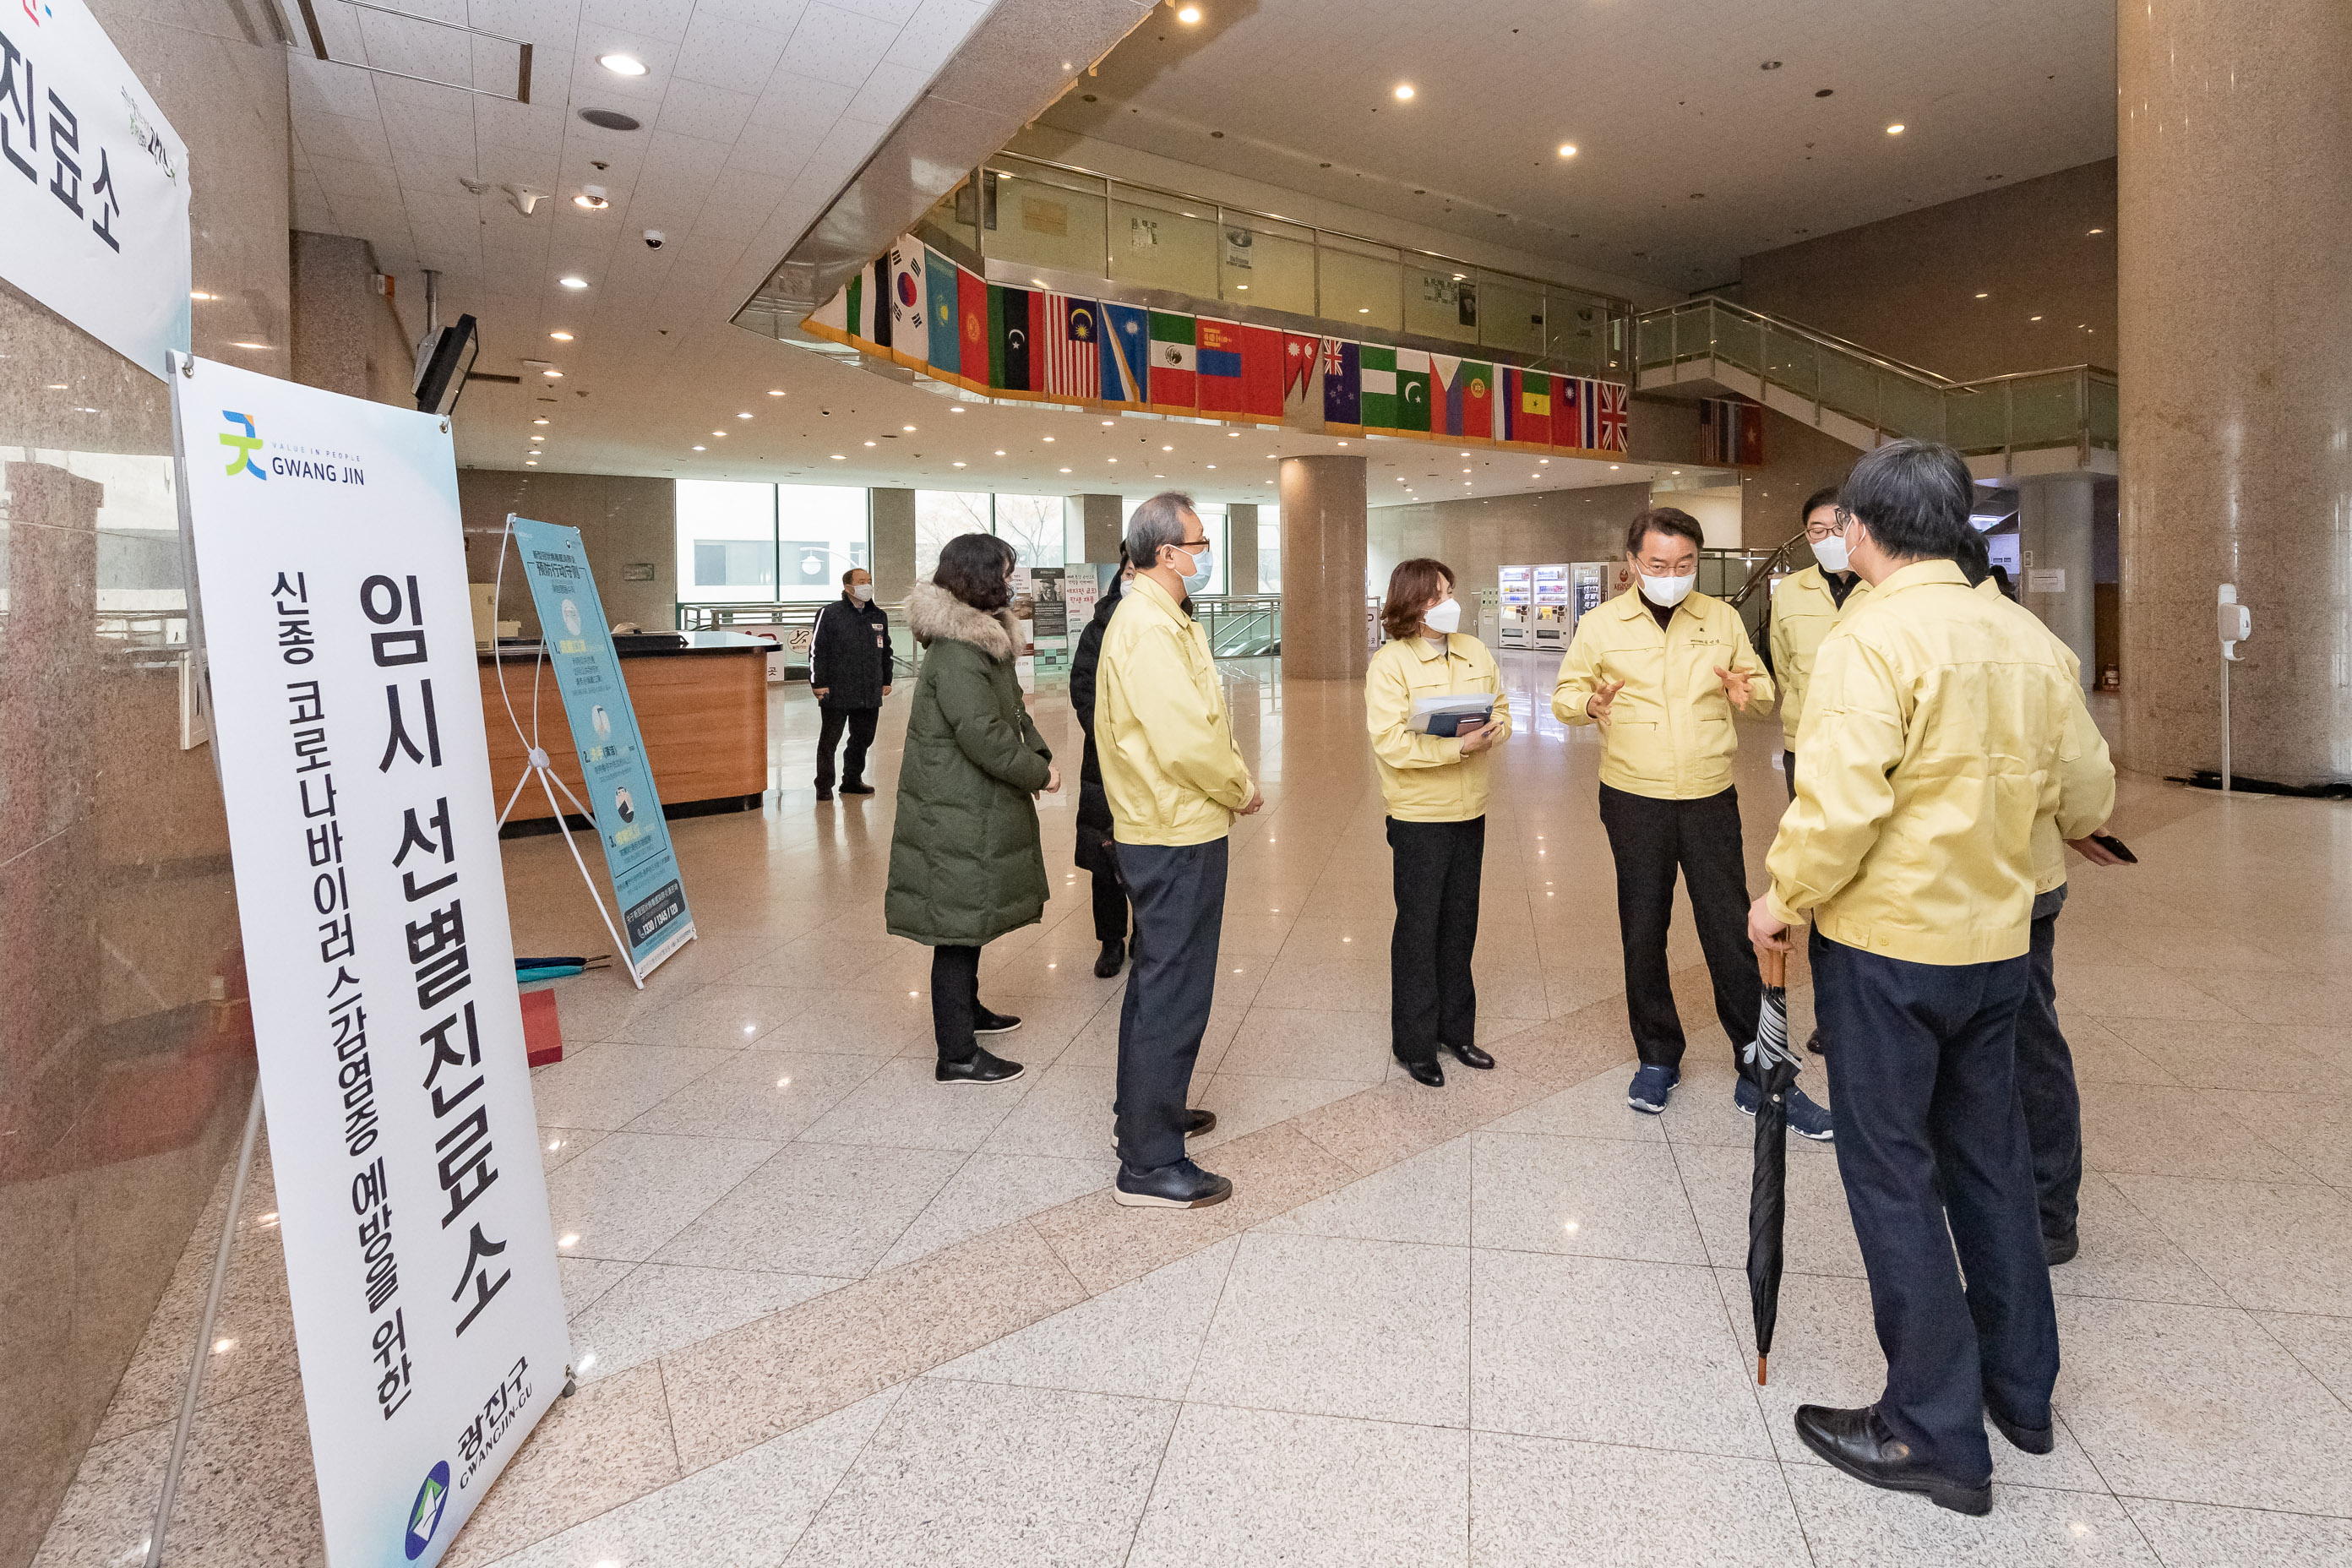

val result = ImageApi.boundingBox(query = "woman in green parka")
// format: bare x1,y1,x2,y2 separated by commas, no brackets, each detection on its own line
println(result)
886,532,1059,1085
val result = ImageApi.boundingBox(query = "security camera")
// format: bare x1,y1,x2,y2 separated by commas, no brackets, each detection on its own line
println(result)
642,229,666,249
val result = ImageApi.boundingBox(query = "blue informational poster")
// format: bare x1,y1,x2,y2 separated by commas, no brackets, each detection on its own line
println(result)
508,516,695,977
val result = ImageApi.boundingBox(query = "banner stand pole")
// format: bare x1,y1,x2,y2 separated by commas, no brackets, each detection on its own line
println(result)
144,1081,264,1568
489,516,646,989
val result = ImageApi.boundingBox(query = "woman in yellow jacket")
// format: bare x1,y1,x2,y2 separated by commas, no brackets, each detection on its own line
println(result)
1366,558,1511,1087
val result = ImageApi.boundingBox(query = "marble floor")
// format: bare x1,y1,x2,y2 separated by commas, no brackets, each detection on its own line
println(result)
36,653,2352,1567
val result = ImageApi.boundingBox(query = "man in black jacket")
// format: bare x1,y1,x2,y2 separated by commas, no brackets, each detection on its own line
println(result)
1068,560,1131,975
810,567,893,800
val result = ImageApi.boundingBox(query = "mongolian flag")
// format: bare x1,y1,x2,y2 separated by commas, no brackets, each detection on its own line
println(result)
1461,360,1494,440
1282,333,1324,428
1101,302,1151,409
887,237,926,369
1595,379,1631,452
988,284,1043,395
1320,339,1362,433
923,248,961,382
1396,348,1433,435
1358,344,1397,431
957,265,988,391
1148,311,1197,415
1196,318,1249,417
1043,295,1102,403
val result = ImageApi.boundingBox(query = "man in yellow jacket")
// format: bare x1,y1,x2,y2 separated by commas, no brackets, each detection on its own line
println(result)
1552,508,1830,1137
1749,440,2115,1517
1097,492,1261,1211
1769,485,1870,802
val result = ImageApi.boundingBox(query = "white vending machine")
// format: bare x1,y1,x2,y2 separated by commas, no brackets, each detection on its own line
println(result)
1568,560,1631,630
1498,564,1534,648
1533,563,1572,651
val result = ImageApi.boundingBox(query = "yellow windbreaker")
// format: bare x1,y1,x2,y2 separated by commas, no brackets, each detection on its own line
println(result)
1767,560,2115,965
1769,564,1870,750
1364,633,1512,822
1972,577,2115,894
1551,587,1775,800
1097,574,1255,846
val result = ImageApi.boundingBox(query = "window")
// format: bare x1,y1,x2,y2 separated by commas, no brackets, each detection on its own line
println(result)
914,491,1068,580
1257,505,1280,594
676,482,868,604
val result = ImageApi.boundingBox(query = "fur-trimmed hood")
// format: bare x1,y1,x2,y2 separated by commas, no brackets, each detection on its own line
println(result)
906,580,1021,662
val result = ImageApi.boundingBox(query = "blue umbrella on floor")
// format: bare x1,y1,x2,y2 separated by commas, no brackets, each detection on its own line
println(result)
1743,945,1803,1385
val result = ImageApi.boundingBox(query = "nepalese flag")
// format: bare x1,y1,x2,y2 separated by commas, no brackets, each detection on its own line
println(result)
988,284,1043,395
1431,356,1462,437
1043,296,1102,402
1396,348,1432,434
1148,311,1196,414
1594,379,1630,452
1282,333,1322,425
1554,375,1583,449
923,248,961,380
957,265,988,389
887,237,926,368
1358,344,1397,430
1461,361,1494,440
1320,339,1362,431
1101,302,1151,407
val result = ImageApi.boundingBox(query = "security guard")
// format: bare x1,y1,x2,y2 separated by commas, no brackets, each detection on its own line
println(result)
1769,485,1869,801
1553,507,1829,1138
1750,439,2115,1517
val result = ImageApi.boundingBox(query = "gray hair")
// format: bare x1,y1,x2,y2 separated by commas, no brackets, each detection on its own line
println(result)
1125,491,1197,569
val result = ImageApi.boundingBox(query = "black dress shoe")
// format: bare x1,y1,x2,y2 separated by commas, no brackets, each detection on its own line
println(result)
840,782,875,796
1094,938,1126,978
935,1047,1025,1086
972,1007,1022,1035
815,788,833,802
1400,1059,1446,1088
1985,1402,2055,1456
1114,1158,1232,1208
1793,1404,1991,1516
1443,1040,1495,1070
1185,1108,1217,1138
2043,1228,2078,1266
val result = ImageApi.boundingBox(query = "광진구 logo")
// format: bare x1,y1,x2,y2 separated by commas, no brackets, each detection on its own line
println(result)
403,1461,451,1560
220,411,265,480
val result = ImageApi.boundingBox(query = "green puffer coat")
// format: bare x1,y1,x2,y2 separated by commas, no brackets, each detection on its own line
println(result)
885,581,1054,945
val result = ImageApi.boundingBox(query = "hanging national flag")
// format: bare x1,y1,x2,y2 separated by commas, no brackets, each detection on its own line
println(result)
1512,368,1553,446
869,257,893,351
957,265,988,391
1148,311,1196,415
1358,344,1397,430
1101,302,1151,407
1282,333,1323,427
805,275,857,346
1555,376,1584,450
1595,379,1631,452
1396,348,1432,434
1196,317,1247,416
1432,356,1463,438
1239,324,1283,421
1461,360,1494,440
888,237,926,369
988,284,1040,395
1043,295,1102,402
1321,339,1362,433
924,248,961,382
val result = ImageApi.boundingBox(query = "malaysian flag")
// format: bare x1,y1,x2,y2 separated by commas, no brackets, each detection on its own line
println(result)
1594,380,1629,452
1043,295,1101,402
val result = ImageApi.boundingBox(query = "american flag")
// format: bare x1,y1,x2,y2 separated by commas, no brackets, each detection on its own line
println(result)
1594,381,1629,452
1043,295,1101,401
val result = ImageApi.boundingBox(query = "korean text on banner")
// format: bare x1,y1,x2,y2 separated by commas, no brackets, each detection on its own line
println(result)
0,0,192,379
170,355,569,1568
508,517,697,978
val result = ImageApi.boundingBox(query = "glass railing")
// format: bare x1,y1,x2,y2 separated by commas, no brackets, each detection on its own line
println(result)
1198,595,1282,658
1636,296,2117,460
912,154,1631,380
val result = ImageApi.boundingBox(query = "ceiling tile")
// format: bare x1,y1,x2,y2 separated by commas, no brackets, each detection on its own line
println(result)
656,82,757,143
778,2,906,90
672,13,793,94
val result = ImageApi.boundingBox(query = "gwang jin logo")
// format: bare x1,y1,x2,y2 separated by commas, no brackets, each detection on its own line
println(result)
220,411,368,486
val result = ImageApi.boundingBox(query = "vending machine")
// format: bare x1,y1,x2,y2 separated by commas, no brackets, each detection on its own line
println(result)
1532,563,1572,651
1568,559,1633,630
1498,565,1534,648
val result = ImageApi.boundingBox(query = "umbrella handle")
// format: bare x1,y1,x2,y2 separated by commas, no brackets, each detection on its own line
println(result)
1758,947,1785,988
1757,1353,1768,1386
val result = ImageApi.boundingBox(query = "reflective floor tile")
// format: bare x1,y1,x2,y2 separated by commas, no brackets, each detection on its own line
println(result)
931,1237,1240,1402
651,1142,967,1277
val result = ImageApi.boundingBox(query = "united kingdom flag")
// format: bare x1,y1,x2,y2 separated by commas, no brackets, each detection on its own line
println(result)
1593,381,1629,453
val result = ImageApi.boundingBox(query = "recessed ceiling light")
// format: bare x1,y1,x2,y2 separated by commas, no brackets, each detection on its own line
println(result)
558,276,587,289
190,290,214,300
1394,83,1414,101
1059,466,1072,472
550,330,573,340
1176,5,1200,21
830,454,845,459
949,405,963,412
1206,464,1216,469
542,368,563,378
525,459,538,465
692,444,705,451
531,434,545,441
2030,314,2043,321
533,416,549,425
597,53,646,75
1162,444,1173,450
573,190,608,210
995,449,1006,455
1975,291,1990,298
1609,464,1620,470
1557,144,1577,158
736,412,752,420
769,389,786,396
902,424,917,432
953,460,966,466
2088,227,2105,236
1043,435,1054,442
1358,307,1369,313
1886,123,1905,135
863,440,875,447
229,340,268,349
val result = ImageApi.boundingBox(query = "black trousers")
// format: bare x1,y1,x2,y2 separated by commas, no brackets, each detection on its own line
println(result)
1091,865,1130,943
815,705,879,791
2017,885,2082,1239
930,943,983,1063
1597,783,1762,1071
1113,838,1227,1173
1387,816,1484,1065
1783,749,1799,803
1814,929,2056,1486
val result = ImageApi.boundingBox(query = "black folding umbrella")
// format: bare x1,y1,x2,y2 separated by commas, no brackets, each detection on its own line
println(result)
1743,945,1802,1385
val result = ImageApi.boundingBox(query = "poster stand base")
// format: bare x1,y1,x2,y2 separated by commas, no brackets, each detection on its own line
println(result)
496,749,646,990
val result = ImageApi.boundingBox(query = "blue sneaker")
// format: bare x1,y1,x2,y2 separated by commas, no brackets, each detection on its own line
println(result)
1735,1076,1835,1142
1627,1064,1680,1114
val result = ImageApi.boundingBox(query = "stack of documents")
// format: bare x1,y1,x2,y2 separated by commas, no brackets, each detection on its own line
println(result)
1410,694,1497,738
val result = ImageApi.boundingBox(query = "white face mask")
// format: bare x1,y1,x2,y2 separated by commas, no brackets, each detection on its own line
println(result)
1168,540,1213,594
1811,534,1850,574
851,582,874,602
1423,596,1462,635
1639,570,1696,609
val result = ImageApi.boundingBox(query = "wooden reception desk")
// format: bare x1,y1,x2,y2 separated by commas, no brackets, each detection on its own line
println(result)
478,631,769,829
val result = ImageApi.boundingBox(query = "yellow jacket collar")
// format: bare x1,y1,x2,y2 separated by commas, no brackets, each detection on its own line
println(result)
1608,585,1713,624
1127,573,1191,626
1871,559,1969,596
1400,632,1462,663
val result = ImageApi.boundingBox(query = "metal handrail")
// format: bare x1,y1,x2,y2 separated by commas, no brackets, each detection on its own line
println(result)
1653,295,1963,385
